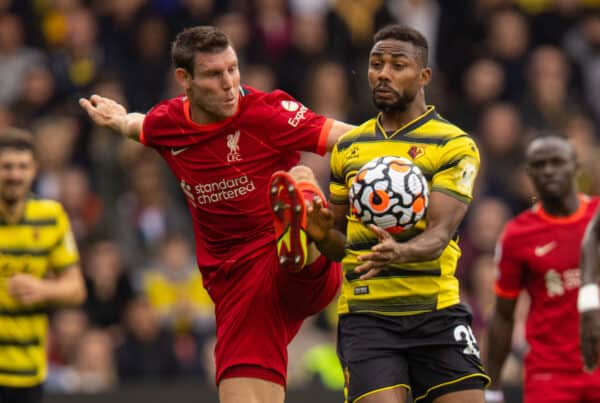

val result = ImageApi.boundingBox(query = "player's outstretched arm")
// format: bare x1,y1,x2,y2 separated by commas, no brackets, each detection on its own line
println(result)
580,210,600,371
79,94,145,142
483,296,517,403
325,121,356,152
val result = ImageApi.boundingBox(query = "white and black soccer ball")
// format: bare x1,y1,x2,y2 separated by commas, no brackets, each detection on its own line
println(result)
349,156,429,233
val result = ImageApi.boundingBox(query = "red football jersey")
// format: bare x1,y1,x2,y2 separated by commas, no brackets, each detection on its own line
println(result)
140,86,331,283
495,194,600,374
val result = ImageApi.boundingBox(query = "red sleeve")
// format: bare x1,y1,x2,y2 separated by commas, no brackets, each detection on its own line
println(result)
140,101,169,147
261,90,329,155
494,223,524,299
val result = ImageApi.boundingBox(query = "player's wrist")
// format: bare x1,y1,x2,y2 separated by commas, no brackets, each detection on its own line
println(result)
578,283,600,313
484,389,504,402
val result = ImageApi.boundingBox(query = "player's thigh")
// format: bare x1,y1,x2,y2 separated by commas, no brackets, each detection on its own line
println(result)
340,355,410,403
407,307,489,402
219,377,285,403
338,315,411,403
431,389,484,403
277,257,341,320
212,254,291,383
525,373,582,403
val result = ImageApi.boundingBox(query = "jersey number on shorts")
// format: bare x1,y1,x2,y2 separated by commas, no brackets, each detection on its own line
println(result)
453,324,480,358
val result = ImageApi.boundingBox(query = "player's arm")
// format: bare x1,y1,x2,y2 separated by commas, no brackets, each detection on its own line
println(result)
325,120,356,152
79,94,144,141
579,209,600,371
354,191,467,279
8,265,86,306
484,296,518,403
307,201,348,262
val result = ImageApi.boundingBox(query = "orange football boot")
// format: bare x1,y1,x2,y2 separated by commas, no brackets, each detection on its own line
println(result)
268,171,326,272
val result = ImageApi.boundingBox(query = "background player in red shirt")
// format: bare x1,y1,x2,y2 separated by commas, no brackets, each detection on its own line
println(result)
79,26,353,403
485,136,600,403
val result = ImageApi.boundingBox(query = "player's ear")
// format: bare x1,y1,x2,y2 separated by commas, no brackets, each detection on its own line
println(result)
419,67,432,87
174,68,192,91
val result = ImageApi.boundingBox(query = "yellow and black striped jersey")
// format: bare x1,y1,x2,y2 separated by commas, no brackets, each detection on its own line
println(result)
330,106,479,316
0,198,79,387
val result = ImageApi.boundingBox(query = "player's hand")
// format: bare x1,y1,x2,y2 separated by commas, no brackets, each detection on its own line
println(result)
354,225,399,280
79,94,128,133
306,196,334,242
8,274,48,305
581,309,600,371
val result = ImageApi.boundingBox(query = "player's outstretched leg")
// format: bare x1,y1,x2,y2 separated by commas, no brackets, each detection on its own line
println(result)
268,166,326,272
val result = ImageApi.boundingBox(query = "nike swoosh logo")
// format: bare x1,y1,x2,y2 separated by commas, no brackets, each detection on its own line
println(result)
171,147,189,156
534,241,557,257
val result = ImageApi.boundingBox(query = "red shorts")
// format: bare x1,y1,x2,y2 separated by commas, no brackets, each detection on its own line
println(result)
207,244,341,387
525,369,600,403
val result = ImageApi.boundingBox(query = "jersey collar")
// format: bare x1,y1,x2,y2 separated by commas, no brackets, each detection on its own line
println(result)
375,105,437,139
533,193,589,224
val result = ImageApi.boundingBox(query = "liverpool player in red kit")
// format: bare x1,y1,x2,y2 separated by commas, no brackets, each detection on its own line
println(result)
79,26,353,403
484,136,600,403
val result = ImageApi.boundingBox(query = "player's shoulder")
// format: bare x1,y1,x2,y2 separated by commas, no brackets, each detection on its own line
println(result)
147,95,185,115
417,107,469,140
144,95,186,127
335,118,378,152
25,197,66,220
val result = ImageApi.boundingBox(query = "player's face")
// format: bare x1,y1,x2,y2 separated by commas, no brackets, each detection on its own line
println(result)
526,140,577,200
178,46,240,123
0,149,36,205
368,39,431,113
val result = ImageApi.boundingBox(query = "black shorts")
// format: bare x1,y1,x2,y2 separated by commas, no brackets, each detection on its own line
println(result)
0,384,43,403
337,304,490,403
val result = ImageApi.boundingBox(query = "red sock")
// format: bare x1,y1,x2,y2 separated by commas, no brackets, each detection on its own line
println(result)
297,181,327,207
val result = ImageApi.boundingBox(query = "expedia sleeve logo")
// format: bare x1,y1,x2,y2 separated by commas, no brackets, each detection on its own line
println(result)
281,100,308,127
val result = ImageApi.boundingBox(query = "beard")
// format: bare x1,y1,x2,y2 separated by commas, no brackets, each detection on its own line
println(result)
372,87,416,113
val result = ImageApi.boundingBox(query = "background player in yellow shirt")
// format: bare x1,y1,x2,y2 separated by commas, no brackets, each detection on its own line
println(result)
0,128,86,403
308,25,489,403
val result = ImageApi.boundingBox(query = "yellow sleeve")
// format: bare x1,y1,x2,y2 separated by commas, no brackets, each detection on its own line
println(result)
329,143,349,205
431,136,480,203
49,205,80,272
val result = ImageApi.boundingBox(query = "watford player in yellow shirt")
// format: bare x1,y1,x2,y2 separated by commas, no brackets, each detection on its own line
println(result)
0,128,85,403
308,26,489,403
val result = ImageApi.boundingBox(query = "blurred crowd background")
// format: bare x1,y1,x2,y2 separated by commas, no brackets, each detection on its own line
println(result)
2,0,600,398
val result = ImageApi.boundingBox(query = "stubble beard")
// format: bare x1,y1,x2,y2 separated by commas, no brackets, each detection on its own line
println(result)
372,89,416,113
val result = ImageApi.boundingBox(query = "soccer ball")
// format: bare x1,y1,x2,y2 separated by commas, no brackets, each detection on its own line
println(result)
349,156,429,233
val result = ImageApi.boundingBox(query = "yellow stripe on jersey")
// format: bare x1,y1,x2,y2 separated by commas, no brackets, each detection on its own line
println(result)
330,106,479,316
0,197,79,387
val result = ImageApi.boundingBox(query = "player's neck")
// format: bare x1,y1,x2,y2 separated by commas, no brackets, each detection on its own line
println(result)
0,198,26,224
540,192,580,217
379,101,428,132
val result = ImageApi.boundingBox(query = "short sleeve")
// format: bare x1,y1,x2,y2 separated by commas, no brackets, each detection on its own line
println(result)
431,136,480,204
141,101,171,147
263,90,330,155
329,143,349,205
494,225,524,299
49,206,80,272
